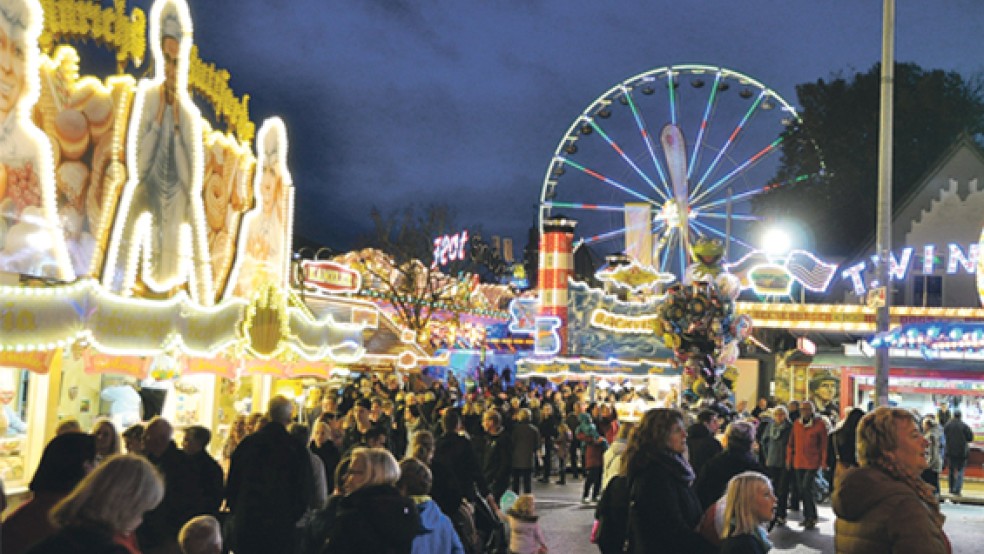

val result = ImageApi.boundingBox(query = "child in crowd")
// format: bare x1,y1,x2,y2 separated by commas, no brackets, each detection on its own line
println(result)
506,494,548,554
397,457,465,554
576,413,607,502
720,471,776,554
178,515,222,554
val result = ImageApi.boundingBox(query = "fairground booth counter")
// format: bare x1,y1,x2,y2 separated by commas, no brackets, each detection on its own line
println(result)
0,0,436,494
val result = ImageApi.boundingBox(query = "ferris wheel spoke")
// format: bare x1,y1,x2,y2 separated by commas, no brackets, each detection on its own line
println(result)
543,201,631,213
687,71,723,182
560,158,656,204
692,219,756,251
582,226,627,245
667,68,679,126
655,229,675,271
587,118,667,200
699,187,771,210
697,212,759,222
692,135,783,205
622,91,671,202
693,90,767,197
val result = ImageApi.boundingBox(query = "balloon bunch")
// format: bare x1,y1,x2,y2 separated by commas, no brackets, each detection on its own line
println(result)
658,273,753,403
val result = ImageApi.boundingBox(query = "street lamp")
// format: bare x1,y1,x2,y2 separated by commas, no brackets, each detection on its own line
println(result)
760,227,792,258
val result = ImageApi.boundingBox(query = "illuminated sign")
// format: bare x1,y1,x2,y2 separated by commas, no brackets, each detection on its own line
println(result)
508,297,539,334
0,0,76,282
102,0,213,303
726,249,838,295
516,356,677,378
302,260,361,294
589,309,660,335
978,227,984,306
534,316,562,356
595,261,675,293
842,242,980,296
231,117,293,298
431,230,469,267
39,0,148,68
797,336,817,356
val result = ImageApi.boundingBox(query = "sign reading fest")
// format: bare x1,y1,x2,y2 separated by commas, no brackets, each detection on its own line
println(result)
0,0,365,363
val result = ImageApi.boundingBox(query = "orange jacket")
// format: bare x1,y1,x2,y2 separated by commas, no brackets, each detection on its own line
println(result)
786,418,828,470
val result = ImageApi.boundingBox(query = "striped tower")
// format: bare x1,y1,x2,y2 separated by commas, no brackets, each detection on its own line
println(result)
538,217,577,355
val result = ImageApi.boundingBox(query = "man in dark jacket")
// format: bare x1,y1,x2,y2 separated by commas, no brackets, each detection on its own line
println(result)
139,416,197,554
943,410,974,496
565,400,584,479
686,409,722,480
537,402,560,483
434,408,489,504
181,425,224,517
481,409,513,502
695,420,764,509
226,395,314,554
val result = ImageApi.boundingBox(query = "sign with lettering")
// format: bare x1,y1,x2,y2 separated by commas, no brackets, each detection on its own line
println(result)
431,230,469,268
842,242,980,296
302,260,361,294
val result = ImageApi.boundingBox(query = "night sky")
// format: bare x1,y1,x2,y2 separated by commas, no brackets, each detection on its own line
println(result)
123,0,984,254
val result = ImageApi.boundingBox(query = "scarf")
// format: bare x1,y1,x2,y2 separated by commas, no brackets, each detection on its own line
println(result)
872,457,945,529
753,526,773,552
654,449,696,486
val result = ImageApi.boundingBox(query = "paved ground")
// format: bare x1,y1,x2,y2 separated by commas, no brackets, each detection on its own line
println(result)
530,476,984,554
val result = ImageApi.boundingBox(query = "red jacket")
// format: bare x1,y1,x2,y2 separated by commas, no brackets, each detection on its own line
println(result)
786,417,828,470
578,433,606,468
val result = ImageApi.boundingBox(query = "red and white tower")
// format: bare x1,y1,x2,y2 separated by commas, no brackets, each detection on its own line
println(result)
538,217,577,355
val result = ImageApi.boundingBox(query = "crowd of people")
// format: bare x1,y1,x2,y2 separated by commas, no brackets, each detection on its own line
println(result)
0,368,975,554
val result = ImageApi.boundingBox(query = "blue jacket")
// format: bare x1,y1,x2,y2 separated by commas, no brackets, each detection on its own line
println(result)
412,498,465,554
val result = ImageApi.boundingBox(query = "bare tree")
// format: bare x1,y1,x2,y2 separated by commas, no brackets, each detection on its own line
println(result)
353,204,473,341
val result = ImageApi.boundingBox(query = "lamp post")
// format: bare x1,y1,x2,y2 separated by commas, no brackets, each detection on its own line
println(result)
875,0,895,407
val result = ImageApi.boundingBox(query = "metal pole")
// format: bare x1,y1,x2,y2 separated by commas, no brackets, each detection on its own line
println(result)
725,187,733,261
875,0,895,407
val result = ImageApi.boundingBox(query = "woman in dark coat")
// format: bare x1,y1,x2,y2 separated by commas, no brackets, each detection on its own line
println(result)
3,433,96,554
696,420,764,509
318,447,420,554
623,408,717,554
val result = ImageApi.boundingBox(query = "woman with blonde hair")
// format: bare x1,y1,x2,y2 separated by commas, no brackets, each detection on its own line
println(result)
222,414,249,462
91,418,121,464
26,454,164,554
720,471,776,553
312,447,421,554
833,407,950,553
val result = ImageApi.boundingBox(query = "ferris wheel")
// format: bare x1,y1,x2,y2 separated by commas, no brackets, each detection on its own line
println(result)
539,64,824,277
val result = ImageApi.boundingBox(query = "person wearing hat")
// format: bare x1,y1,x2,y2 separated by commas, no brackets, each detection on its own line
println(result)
809,370,840,415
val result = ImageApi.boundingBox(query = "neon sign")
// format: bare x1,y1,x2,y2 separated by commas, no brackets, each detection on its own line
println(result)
725,249,838,295
589,309,660,335
302,260,361,294
508,297,538,334
431,230,469,268
534,316,562,356
843,243,980,296
595,261,675,293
